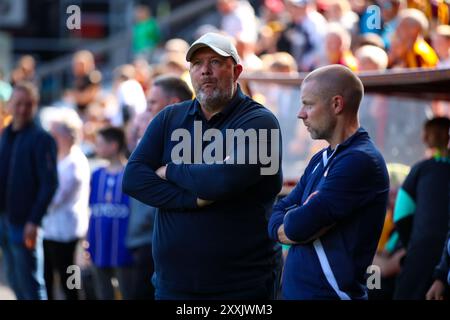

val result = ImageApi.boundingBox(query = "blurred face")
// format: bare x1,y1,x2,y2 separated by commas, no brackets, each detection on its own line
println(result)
326,33,343,63
147,85,171,116
8,89,37,130
379,0,399,22
325,3,342,21
95,135,117,159
189,47,242,110
136,111,153,139
297,80,336,140
286,3,307,22
72,59,88,77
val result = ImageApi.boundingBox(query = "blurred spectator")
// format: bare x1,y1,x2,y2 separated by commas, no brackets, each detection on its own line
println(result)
390,8,439,68
355,44,390,159
255,23,284,55
124,76,192,300
355,44,389,70
194,24,221,41
432,25,450,68
235,36,264,71
11,55,38,88
109,64,147,127
161,52,190,78
0,82,58,300
387,32,408,68
146,75,192,118
217,0,259,43
406,0,450,25
260,0,286,24
132,58,152,94
393,117,450,299
164,38,190,56
87,127,134,300
377,0,404,49
268,51,298,73
323,0,360,35
132,4,161,60
354,32,386,49
41,108,90,300
65,50,103,119
125,110,155,300
277,0,328,71
321,23,358,70
127,110,153,154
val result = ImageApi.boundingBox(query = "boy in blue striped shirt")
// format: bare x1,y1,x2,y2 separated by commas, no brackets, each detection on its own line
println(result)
87,127,133,299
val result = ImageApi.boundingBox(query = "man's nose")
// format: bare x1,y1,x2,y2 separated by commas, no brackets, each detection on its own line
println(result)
200,62,212,75
297,106,306,119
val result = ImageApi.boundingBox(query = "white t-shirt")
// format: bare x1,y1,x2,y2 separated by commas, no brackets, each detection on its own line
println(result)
109,79,147,126
42,145,91,242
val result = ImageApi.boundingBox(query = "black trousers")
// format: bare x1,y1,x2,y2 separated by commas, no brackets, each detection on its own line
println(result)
130,244,155,300
43,239,79,300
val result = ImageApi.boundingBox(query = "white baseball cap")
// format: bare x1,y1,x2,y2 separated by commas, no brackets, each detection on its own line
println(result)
186,32,240,64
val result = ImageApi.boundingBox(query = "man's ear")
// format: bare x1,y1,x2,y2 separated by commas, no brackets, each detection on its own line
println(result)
332,95,344,114
233,64,243,81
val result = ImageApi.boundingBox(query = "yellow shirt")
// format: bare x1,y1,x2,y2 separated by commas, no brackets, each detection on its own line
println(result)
405,38,439,68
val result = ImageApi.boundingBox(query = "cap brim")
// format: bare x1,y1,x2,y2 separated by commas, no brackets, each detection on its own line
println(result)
186,43,232,62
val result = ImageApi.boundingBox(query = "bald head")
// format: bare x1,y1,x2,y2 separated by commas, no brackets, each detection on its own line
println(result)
303,64,364,114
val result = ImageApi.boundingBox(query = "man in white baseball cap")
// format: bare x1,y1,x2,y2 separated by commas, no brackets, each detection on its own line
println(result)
123,31,283,299
186,32,240,64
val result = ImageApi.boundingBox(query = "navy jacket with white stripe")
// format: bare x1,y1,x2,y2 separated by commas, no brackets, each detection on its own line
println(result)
268,128,389,299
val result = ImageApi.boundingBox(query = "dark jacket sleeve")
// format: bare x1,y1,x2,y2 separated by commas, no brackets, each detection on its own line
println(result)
433,231,450,283
123,110,198,210
28,132,58,225
268,173,307,241
165,113,282,200
284,151,387,242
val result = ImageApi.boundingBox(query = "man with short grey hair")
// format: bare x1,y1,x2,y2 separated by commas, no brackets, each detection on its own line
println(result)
123,32,283,299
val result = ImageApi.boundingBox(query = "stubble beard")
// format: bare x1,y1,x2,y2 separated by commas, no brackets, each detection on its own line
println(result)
196,81,235,112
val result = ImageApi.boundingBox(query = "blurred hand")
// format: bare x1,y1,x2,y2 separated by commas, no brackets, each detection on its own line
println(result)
277,224,297,245
156,165,167,180
23,222,38,250
197,198,214,208
426,280,445,300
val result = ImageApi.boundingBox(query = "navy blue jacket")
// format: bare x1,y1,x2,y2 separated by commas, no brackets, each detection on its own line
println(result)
123,87,283,293
0,122,58,226
268,128,389,299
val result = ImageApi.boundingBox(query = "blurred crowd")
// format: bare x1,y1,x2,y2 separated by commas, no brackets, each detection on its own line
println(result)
0,0,449,300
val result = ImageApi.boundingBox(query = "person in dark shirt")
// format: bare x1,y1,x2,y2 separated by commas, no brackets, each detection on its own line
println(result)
0,82,58,299
268,64,389,299
123,32,283,299
393,117,450,299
